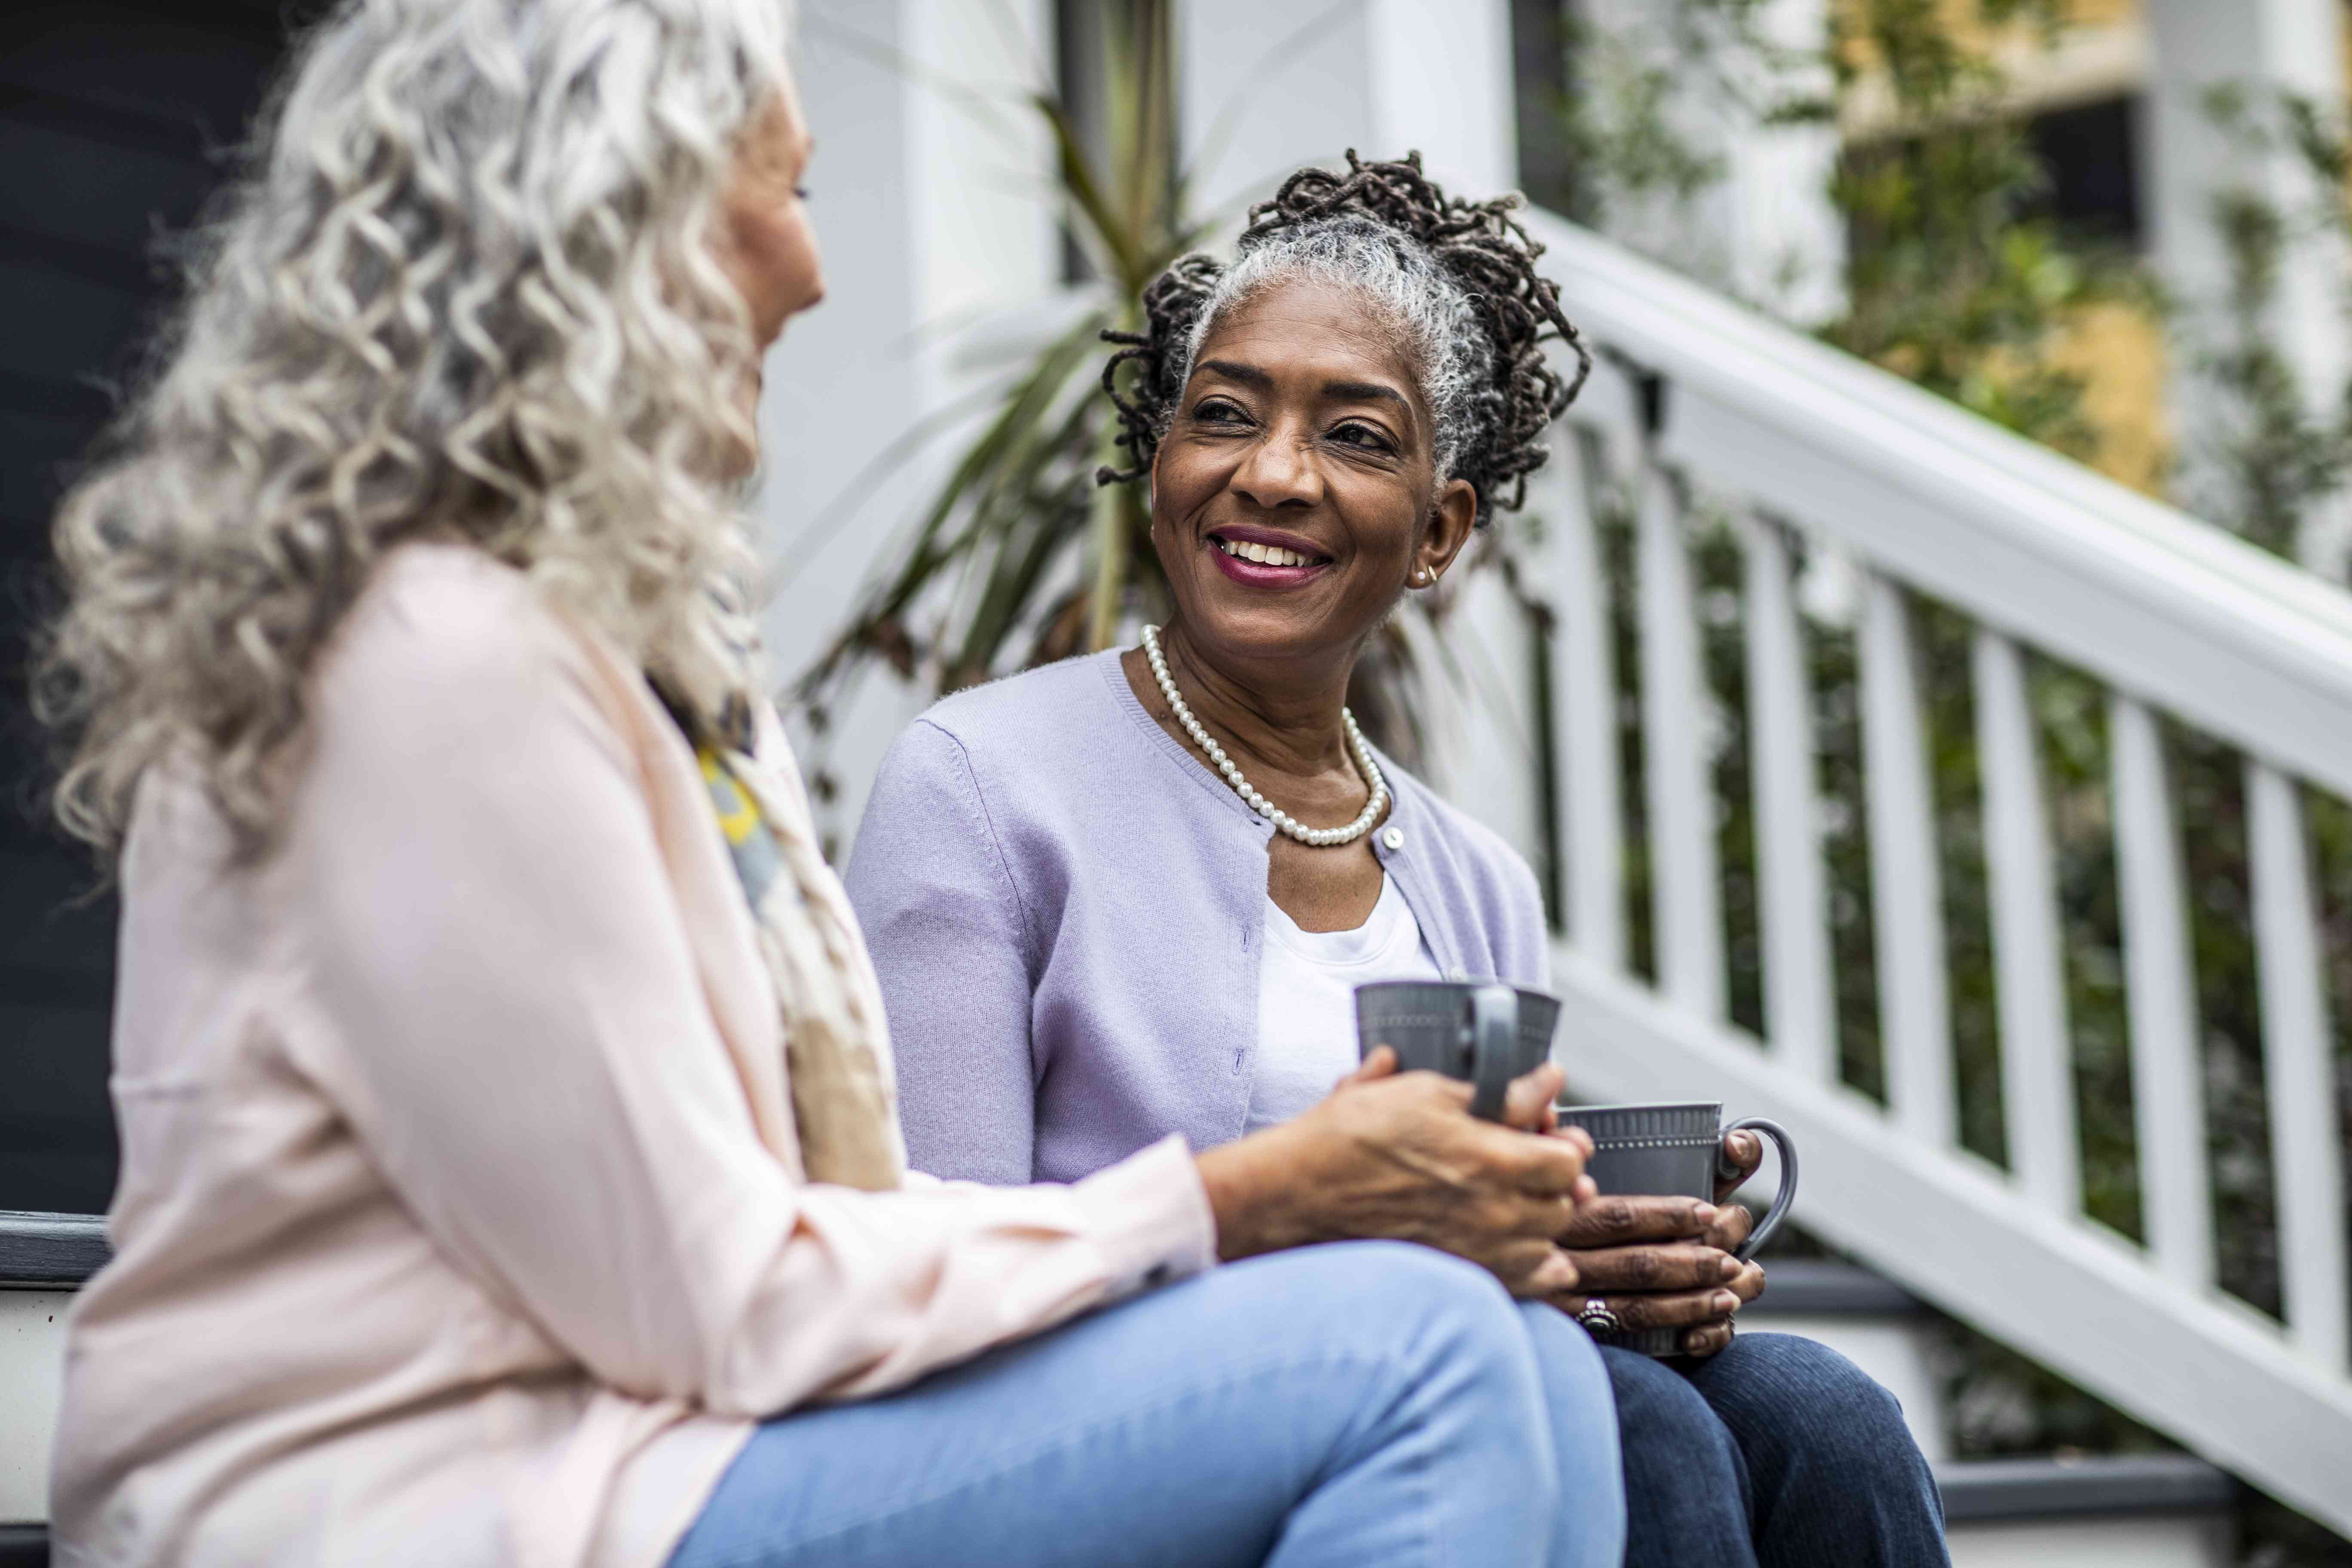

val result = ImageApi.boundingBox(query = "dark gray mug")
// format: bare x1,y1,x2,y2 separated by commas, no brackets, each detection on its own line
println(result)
1355,981,1560,1120
1553,1101,1798,1356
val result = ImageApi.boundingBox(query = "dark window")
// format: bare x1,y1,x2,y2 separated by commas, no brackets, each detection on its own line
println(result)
1,2,314,1216
2022,94,2142,248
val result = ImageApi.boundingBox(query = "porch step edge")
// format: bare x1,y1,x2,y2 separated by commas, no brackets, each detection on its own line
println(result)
1936,1454,2236,1522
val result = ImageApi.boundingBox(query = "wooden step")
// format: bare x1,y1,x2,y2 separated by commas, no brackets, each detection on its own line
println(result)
1941,1454,2236,1568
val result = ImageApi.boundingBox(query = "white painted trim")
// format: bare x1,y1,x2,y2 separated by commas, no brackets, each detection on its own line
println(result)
1635,454,1724,1020
1740,511,1835,1080
1533,429,1626,970
1528,211,2352,802
1551,943,2352,1538
2245,763,2351,1369
1972,630,2079,1218
0,1291,70,1523
2108,695,2214,1292
1859,574,1953,1148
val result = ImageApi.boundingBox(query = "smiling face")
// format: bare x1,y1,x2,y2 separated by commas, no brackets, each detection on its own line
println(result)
1148,279,1479,674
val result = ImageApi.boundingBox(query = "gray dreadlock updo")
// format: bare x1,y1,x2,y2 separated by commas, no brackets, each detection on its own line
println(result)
1098,150,1590,526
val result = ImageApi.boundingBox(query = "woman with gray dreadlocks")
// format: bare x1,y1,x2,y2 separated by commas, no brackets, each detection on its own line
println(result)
851,152,1950,1568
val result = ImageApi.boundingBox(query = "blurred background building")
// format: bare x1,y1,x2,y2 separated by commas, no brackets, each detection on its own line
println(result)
6,1,2352,1562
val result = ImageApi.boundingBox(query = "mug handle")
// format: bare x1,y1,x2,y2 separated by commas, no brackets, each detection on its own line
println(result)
1467,984,1519,1121
1723,1116,1798,1261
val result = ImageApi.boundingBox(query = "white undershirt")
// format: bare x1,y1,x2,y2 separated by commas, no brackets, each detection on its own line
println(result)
1246,875,1444,1133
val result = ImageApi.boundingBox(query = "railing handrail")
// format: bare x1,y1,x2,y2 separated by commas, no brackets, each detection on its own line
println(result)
1512,210,2352,1541
1522,210,2352,803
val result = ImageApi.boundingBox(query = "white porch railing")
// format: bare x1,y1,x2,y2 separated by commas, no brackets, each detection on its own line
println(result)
1511,211,2352,1536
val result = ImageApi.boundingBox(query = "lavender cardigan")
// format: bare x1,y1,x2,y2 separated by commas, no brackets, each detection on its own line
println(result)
844,649,1553,1185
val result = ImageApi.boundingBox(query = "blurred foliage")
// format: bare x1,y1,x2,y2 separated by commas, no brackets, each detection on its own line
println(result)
1823,0,2145,459
795,0,1186,763
2192,86,2352,559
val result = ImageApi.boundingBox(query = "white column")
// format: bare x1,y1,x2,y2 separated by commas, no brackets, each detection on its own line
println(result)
1717,0,1844,325
1178,0,1516,227
2143,0,2350,567
1571,0,1844,325
758,0,1057,843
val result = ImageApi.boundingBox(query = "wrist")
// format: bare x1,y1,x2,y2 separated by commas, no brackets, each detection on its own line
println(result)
1195,1123,1324,1262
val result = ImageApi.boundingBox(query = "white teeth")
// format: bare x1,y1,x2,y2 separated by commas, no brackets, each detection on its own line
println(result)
1217,538,1318,568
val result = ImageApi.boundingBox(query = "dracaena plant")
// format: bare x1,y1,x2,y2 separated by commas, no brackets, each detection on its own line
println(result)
792,0,1458,810
794,0,1188,734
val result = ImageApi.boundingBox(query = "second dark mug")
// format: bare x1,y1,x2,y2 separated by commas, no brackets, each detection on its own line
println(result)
1355,980,1560,1120
1553,1100,1799,1356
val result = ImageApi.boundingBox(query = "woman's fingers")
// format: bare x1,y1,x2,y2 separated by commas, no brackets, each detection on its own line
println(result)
1712,1130,1764,1202
1563,1243,1739,1294
1500,1062,1565,1132
1700,1201,1755,1255
1557,1285,1741,1332
1679,1320,1736,1358
1556,1192,1717,1247
1476,1120,1589,1196
1344,1046,1399,1085
1512,1244,1580,1298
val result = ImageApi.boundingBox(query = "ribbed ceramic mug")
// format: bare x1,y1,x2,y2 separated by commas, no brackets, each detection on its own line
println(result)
1553,1101,1798,1356
1355,981,1560,1121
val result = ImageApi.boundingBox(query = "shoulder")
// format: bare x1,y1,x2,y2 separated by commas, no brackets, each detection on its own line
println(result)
871,652,1127,800
312,543,628,763
325,544,576,697
910,652,1120,759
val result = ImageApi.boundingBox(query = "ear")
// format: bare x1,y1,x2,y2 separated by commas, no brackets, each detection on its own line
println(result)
1410,477,1479,588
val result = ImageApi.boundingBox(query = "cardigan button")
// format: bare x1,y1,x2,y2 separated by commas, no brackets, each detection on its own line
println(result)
1381,827,1406,851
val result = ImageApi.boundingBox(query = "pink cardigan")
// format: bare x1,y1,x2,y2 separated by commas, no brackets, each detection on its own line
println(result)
49,544,1215,1568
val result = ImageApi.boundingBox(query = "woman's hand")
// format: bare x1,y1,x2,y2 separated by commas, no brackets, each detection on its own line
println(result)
1195,1049,1597,1298
1541,1126,1772,1358
1715,1129,1764,1204
1544,1195,1765,1356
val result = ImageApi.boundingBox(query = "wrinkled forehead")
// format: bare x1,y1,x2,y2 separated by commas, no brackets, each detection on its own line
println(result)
1188,278,1431,426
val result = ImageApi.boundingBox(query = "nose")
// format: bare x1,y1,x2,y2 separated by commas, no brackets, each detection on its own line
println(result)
1227,425,1323,511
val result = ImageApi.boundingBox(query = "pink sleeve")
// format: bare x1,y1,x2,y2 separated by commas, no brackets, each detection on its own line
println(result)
292,564,1213,1419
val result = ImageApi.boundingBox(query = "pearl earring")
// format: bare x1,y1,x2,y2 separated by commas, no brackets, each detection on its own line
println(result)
1414,568,1432,585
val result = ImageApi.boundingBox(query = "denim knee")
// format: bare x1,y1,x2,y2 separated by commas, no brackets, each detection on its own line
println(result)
1305,1245,1559,1483
1602,1344,1746,1488
1687,1332,1920,1476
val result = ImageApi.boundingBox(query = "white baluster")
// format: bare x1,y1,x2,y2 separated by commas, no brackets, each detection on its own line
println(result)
2109,693,2213,1289
1740,511,1835,1080
1861,574,1956,1147
1637,452,1726,1020
1541,426,1625,971
1973,629,2080,1215
2246,761,2350,1369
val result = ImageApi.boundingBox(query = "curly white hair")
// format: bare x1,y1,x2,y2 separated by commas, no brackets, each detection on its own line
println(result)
37,0,793,855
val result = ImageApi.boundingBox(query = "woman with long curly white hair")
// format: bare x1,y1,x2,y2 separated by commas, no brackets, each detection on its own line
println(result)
35,1,1629,1564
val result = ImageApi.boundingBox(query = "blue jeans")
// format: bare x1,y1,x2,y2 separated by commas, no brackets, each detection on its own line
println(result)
1604,1332,1950,1568
669,1242,1626,1568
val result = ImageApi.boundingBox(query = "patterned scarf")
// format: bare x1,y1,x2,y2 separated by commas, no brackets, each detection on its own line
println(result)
680,699,905,1192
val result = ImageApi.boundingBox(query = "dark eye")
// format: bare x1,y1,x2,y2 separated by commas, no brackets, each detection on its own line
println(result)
1191,398,1248,426
1329,421,1396,453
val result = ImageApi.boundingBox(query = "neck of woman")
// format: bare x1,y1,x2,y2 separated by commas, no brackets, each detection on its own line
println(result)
1154,619,1358,780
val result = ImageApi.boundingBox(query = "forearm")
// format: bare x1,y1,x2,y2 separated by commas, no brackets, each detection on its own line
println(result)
1195,1124,1332,1262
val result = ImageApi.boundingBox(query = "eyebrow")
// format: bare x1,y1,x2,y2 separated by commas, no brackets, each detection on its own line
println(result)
1195,359,1412,412
1321,379,1410,410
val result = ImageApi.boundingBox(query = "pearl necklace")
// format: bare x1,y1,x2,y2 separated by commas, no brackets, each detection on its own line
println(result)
1142,624,1390,848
